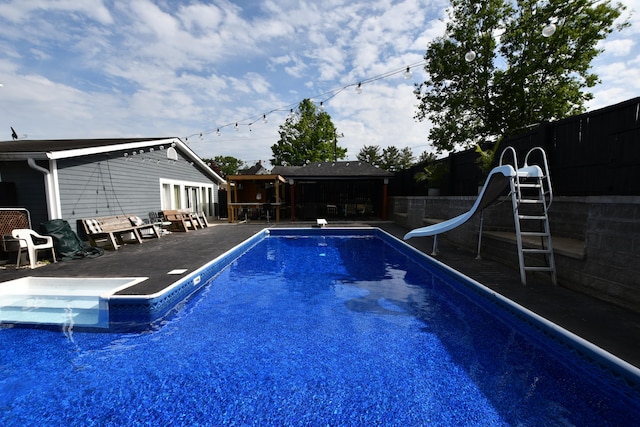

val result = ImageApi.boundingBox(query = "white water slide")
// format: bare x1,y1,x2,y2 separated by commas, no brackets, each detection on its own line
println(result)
404,165,517,241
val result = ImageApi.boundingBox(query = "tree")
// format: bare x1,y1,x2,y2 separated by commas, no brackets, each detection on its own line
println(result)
271,99,346,166
381,146,414,171
417,150,437,164
204,156,245,177
414,0,628,153
357,145,415,171
357,145,383,167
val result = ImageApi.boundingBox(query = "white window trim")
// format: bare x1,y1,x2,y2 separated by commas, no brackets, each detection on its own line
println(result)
159,178,216,211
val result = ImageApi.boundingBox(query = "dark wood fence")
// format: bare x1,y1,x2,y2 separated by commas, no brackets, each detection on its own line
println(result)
390,97,640,197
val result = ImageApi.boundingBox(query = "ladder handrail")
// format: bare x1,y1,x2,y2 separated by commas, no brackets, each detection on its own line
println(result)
524,146,553,208
498,145,556,285
498,146,519,168
499,146,521,199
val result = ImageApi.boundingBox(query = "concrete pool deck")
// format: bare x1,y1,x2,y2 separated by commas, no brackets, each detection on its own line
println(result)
2,220,639,369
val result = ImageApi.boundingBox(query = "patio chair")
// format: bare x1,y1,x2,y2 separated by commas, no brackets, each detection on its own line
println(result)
11,228,58,269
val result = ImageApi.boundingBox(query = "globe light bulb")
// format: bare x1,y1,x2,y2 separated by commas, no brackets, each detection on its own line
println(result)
404,66,412,80
542,23,556,38
465,50,477,62
356,83,362,94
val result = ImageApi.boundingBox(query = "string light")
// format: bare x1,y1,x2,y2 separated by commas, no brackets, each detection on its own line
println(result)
185,61,427,142
465,50,477,62
186,19,558,145
542,22,556,37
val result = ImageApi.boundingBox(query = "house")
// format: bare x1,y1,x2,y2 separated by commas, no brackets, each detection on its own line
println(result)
272,161,393,221
238,160,270,176
0,137,225,233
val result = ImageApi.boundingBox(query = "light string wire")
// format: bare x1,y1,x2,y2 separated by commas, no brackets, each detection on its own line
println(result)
183,60,427,142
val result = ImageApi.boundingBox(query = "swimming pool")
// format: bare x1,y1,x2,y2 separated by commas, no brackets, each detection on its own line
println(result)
1,228,639,425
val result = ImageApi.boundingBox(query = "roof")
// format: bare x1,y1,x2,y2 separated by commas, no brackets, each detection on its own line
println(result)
270,165,301,176
0,137,170,156
0,137,226,185
274,161,393,178
226,174,286,183
238,161,269,175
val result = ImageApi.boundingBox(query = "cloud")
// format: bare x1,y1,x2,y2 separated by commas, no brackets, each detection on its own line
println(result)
0,0,113,25
601,38,635,56
0,0,638,169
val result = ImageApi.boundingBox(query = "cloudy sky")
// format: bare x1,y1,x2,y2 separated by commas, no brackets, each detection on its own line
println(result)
0,0,638,168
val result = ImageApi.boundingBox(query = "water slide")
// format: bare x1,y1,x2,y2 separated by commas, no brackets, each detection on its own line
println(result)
404,165,516,240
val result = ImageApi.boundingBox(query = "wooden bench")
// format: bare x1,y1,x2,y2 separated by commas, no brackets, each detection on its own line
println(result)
161,210,203,232
81,214,159,250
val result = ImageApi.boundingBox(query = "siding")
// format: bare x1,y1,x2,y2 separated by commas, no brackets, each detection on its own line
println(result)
56,147,218,233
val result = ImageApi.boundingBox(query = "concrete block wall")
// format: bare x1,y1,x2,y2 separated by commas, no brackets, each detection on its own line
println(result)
390,195,640,314
577,197,640,310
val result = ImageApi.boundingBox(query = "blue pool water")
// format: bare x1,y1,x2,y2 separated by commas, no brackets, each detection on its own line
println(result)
1,230,639,425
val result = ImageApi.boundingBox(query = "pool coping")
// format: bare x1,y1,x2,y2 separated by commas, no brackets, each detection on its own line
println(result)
107,229,266,327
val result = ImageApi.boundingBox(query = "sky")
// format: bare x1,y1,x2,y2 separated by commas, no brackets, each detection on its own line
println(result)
0,0,639,169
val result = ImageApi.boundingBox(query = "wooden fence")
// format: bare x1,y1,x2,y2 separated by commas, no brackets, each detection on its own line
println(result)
390,97,640,196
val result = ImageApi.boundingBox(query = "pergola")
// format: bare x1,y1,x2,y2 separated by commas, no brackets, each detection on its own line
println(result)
226,174,286,222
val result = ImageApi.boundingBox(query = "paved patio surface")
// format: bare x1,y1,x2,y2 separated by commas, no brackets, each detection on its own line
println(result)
2,220,639,369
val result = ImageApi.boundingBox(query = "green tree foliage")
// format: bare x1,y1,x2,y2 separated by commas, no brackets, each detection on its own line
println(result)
382,146,415,171
357,145,415,171
357,145,383,167
271,99,346,166
417,150,437,164
414,0,628,153
203,156,245,177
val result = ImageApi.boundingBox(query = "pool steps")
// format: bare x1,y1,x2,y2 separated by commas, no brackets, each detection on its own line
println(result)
0,277,147,328
0,294,106,327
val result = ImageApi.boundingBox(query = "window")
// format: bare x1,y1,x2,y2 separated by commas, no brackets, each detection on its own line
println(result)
160,179,216,216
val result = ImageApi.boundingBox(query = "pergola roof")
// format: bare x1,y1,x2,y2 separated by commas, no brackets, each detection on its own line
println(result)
226,174,286,182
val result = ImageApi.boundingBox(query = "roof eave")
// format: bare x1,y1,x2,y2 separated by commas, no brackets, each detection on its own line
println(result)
47,138,179,160
174,139,226,185
0,152,50,161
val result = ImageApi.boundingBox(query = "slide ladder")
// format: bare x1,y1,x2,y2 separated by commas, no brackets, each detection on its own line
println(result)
500,147,556,285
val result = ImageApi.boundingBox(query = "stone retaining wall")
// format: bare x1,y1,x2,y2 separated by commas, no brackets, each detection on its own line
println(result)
391,195,640,313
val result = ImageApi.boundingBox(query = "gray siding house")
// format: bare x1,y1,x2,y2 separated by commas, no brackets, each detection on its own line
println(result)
0,137,225,233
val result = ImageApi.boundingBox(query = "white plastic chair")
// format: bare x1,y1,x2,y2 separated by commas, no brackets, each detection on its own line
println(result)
11,229,57,269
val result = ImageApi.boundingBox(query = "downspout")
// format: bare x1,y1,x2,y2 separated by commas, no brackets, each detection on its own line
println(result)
27,158,61,220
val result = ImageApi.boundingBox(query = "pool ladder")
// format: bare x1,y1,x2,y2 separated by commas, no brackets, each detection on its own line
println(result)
500,147,557,286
